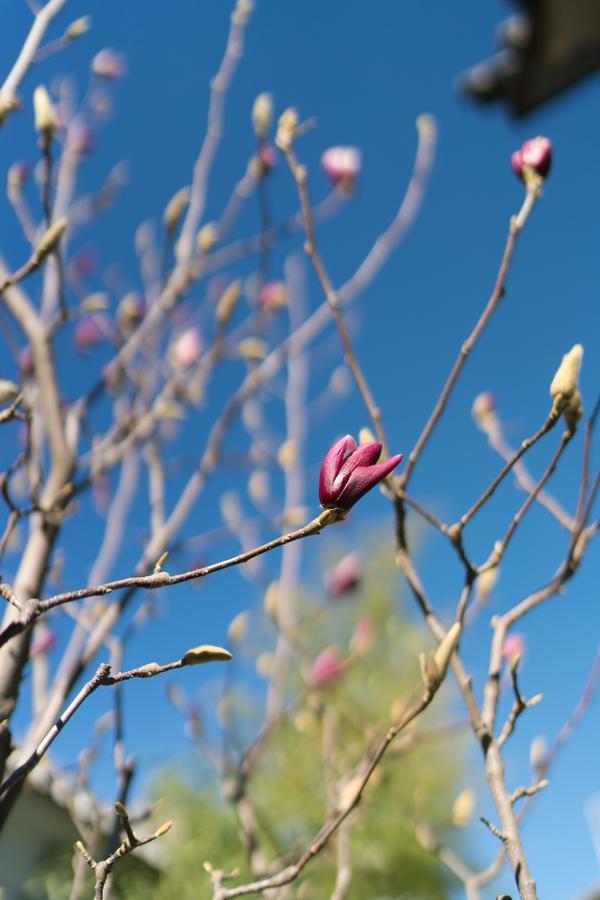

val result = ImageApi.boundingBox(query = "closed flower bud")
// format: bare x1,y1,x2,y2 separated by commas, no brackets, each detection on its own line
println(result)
74,316,103,352
275,107,299,151
227,611,249,644
65,16,91,40
277,438,297,470
325,552,362,599
33,86,55,136
117,292,146,333
530,735,547,771
7,161,29,192
248,469,269,505
475,565,499,607
309,646,344,689
82,291,109,312
550,344,584,429
358,426,376,445
321,146,361,192
452,788,475,828
170,327,203,369
349,616,373,656
511,136,552,184
215,279,241,326
238,337,267,361
182,644,232,665
92,48,126,80
263,581,279,619
472,391,498,435
502,632,525,666
252,92,273,139
256,651,273,678
34,217,68,264
163,186,190,232
0,380,19,405
197,222,218,254
319,434,402,510
258,280,286,313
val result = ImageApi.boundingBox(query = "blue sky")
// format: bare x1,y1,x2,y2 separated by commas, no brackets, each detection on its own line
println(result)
1,1,599,897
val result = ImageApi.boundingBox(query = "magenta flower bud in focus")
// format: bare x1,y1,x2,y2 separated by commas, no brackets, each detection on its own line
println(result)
319,434,402,510
502,632,526,666
92,48,126,81
309,646,345,689
74,317,104,352
170,327,203,369
511,137,552,183
325,552,362,598
321,146,361,191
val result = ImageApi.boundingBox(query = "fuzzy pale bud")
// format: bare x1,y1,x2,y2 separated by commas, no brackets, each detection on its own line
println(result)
252,92,273,139
452,788,475,828
321,146,361,192
33,86,55,137
163,187,190,232
309,646,345,690
65,16,91,40
0,380,19,405
33,217,68,265
550,344,583,430
182,645,232,665
325,552,362,599
215,279,241,326
275,107,299,151
197,222,218,254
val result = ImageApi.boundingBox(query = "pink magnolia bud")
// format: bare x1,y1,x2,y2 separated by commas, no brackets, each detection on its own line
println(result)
309,646,345,689
74,317,104,352
321,146,361,191
502,632,526,666
7,161,29,191
258,280,287,313
350,617,374,656
170,327,203,369
91,48,126,81
325,552,362,598
258,143,277,174
472,391,498,434
511,137,552,183
319,434,402,510
68,123,94,157
31,629,57,657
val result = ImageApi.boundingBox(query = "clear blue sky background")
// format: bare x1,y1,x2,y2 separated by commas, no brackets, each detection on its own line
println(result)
1,1,599,897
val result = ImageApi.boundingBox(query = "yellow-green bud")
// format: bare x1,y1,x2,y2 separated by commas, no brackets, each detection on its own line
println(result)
252,92,273,139
215,279,241,326
275,107,299,151
65,16,91,40
33,86,55,136
34,217,68,264
163,186,190,232
182,645,232,665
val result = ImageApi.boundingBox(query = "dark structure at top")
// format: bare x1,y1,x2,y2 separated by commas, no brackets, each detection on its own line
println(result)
460,0,600,116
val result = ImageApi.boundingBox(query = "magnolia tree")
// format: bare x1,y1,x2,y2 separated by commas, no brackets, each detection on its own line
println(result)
0,2,598,899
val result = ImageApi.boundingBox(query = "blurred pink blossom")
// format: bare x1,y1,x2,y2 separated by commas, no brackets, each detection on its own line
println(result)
321,146,361,190
258,280,287,313
75,317,104,352
92,48,127,81
31,630,57,657
7,161,29,191
309,646,345,689
502,632,526,666
170,327,203,369
350,617,374,656
325,552,362,599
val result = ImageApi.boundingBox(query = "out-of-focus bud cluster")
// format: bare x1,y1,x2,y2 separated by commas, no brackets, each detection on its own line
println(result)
549,343,583,432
